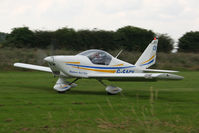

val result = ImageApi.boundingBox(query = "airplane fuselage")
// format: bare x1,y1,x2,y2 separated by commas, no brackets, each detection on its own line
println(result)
45,55,139,78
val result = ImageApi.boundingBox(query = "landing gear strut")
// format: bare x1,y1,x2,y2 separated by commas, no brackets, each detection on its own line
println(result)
98,80,122,95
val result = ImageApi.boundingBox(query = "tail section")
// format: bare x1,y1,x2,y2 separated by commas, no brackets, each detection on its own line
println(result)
135,37,158,68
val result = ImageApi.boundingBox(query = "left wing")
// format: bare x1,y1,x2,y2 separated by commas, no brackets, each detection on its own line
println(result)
14,63,52,72
88,73,183,81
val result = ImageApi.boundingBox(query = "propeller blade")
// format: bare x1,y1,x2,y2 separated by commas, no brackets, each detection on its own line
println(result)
36,49,48,65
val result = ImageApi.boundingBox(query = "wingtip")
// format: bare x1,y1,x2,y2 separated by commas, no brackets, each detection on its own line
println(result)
14,63,18,66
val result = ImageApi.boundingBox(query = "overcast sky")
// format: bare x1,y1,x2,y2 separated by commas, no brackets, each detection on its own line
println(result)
0,0,199,41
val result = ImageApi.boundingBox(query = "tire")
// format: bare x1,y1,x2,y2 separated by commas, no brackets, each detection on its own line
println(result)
107,92,117,95
58,91,66,94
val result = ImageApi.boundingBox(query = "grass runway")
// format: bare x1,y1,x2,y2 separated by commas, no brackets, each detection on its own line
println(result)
0,71,199,133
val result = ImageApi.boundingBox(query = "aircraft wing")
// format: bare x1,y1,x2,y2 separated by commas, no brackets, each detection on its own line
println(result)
141,69,178,73
14,63,52,72
88,73,183,81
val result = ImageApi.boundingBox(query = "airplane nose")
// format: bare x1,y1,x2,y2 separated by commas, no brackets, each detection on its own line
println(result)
44,56,53,63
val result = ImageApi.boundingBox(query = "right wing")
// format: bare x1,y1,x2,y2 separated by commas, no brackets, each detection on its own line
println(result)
88,73,183,81
14,63,52,72
141,68,178,73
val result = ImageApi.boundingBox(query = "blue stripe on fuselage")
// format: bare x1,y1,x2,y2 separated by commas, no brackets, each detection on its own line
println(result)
65,63,135,69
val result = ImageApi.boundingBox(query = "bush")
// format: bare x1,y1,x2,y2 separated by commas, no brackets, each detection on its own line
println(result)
1,48,198,71
2,26,174,52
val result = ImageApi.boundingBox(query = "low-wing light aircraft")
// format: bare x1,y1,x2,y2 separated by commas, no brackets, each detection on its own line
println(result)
14,37,183,94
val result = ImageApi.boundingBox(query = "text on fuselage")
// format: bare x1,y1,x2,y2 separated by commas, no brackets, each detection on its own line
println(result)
116,69,134,73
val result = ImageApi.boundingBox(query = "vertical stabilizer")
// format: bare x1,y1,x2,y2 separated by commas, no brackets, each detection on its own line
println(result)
135,37,158,68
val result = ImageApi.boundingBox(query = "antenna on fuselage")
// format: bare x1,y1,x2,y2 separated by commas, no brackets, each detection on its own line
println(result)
115,50,123,58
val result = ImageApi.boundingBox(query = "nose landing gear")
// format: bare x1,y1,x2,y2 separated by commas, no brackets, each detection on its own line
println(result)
54,77,78,93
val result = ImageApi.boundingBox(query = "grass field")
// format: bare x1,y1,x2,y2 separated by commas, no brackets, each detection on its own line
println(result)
0,71,199,133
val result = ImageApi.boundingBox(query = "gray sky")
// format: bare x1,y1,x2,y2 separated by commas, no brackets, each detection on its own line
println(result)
0,0,199,41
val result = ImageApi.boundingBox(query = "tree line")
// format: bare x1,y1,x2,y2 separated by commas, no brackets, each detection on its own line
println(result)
0,26,198,52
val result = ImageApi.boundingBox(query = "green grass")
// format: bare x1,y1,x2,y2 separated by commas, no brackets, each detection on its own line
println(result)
0,71,199,133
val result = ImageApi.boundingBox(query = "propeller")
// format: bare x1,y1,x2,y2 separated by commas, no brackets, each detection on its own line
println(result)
49,39,56,64
36,49,48,65
36,39,56,65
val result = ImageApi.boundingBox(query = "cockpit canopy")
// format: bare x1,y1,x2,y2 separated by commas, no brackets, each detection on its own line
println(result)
78,49,112,65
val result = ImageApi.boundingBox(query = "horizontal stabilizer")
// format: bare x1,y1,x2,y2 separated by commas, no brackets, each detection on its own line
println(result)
14,63,52,72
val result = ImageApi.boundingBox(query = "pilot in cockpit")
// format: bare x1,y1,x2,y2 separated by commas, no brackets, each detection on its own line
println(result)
89,52,105,65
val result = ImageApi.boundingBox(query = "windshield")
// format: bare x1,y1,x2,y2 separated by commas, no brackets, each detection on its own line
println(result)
78,49,112,65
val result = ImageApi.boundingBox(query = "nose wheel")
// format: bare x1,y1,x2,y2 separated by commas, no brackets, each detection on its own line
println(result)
54,77,78,93
98,80,122,95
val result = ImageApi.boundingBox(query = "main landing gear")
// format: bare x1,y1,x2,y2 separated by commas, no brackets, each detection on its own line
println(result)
98,80,122,95
54,77,78,93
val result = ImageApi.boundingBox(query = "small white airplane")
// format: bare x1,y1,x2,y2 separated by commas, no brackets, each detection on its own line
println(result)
14,37,183,94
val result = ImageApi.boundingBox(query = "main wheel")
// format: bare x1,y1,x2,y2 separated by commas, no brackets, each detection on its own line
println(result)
57,91,66,94
107,92,117,95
